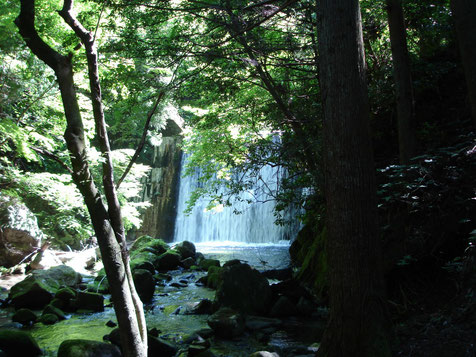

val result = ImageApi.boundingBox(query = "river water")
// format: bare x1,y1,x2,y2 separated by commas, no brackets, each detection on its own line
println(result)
0,243,323,356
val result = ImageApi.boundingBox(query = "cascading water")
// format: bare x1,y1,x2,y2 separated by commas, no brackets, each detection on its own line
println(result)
173,155,301,244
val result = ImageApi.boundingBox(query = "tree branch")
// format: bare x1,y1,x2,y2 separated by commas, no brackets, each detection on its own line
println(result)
14,0,67,72
32,146,73,173
116,91,165,189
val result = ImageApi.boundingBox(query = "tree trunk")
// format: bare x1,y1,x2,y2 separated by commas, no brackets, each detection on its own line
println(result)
451,0,476,128
15,1,147,356
386,0,416,164
316,1,392,356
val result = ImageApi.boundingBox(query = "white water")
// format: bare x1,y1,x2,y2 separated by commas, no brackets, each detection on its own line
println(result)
191,241,292,270
173,156,301,243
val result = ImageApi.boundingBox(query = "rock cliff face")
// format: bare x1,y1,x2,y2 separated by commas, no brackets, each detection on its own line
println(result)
0,194,44,267
135,119,183,242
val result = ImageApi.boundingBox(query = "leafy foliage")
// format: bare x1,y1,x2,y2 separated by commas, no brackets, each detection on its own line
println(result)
377,135,476,266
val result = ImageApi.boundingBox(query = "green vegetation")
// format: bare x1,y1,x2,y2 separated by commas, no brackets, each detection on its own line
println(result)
1,0,476,355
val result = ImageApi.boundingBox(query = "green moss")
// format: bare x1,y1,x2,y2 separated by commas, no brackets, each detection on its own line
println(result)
0,329,42,356
130,235,169,256
206,266,222,289
88,272,109,294
39,313,58,325
199,258,220,271
297,227,328,298
163,304,180,315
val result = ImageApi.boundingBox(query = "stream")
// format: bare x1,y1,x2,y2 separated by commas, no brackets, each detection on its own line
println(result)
0,243,322,356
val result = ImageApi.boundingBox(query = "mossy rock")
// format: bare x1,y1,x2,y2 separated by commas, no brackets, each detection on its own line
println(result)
295,227,327,297
12,308,37,326
153,250,181,271
155,273,173,282
199,259,220,271
130,257,155,274
215,263,271,315
130,236,169,256
39,313,58,325
181,257,195,269
207,307,245,339
148,335,178,357
0,329,42,356
9,266,82,309
9,276,54,309
173,241,196,260
72,291,104,312
50,298,65,310
206,266,222,289
130,250,157,263
57,339,121,357
29,265,81,288
43,304,66,320
55,287,77,302
132,269,155,303
88,273,109,294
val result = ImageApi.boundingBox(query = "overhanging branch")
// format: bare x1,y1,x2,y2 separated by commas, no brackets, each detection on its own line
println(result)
116,91,165,189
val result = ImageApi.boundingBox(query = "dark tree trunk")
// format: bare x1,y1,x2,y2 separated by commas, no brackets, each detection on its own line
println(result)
451,0,476,128
15,1,147,356
386,0,416,164
316,1,392,356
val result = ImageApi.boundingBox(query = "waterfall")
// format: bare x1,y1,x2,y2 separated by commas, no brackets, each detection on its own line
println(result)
173,155,301,243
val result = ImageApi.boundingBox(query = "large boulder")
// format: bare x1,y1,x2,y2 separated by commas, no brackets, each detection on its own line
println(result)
57,339,121,357
215,263,272,315
39,313,58,325
153,250,181,271
107,329,177,357
199,259,220,271
0,195,43,267
9,265,83,308
9,277,55,309
269,296,298,317
206,266,222,289
72,291,104,312
29,265,82,288
0,329,42,356
11,308,37,326
148,335,178,357
132,269,155,303
173,241,196,260
130,236,169,257
130,258,155,275
207,307,245,339
43,304,66,320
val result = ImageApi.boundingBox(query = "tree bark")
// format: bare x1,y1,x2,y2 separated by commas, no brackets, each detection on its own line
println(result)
15,1,147,356
386,0,416,164
451,0,476,128
316,1,392,356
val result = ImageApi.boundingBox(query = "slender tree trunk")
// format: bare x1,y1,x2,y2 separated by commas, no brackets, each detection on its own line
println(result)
386,0,416,164
58,2,147,351
451,0,476,128
15,1,147,356
316,1,392,356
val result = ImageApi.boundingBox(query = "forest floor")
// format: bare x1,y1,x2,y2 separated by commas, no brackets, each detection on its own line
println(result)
391,263,476,357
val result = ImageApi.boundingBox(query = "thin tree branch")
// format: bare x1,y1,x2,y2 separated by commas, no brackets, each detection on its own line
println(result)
116,91,165,189
32,146,73,173
17,82,56,124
